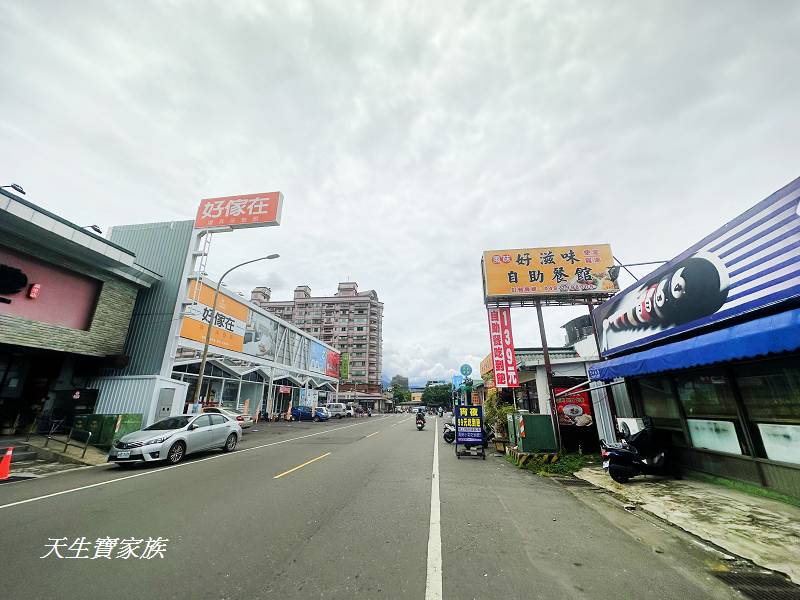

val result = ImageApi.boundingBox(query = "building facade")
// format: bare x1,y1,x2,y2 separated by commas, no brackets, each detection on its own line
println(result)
95,221,340,425
251,281,383,393
590,176,800,498
390,375,409,390
0,189,159,434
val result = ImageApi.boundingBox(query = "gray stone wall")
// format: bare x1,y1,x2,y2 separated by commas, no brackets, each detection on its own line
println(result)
0,274,138,357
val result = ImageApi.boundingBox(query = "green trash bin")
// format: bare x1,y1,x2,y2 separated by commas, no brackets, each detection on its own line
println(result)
111,414,143,446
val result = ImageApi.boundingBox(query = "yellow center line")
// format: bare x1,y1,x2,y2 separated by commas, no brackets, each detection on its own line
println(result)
364,431,379,438
273,452,331,479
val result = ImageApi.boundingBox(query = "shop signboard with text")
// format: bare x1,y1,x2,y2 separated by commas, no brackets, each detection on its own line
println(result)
455,405,484,444
554,387,594,427
487,307,519,388
326,350,341,378
309,341,327,374
194,191,283,229
482,244,618,301
180,280,249,352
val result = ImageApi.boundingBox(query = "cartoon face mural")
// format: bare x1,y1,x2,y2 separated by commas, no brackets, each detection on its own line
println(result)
600,252,730,350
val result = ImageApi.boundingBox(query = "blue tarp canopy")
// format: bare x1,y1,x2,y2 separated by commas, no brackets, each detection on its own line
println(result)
588,308,800,381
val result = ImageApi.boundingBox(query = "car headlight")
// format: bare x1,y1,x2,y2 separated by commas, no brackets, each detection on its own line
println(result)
144,434,173,445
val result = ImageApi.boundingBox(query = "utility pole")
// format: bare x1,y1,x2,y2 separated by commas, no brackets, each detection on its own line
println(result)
192,254,279,404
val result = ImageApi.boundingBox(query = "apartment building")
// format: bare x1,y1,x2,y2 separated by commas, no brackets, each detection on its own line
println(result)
251,281,383,393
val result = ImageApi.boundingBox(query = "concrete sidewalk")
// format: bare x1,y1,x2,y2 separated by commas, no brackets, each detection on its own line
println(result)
575,466,800,584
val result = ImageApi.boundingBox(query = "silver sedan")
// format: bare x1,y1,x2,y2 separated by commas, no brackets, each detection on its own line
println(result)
108,414,242,467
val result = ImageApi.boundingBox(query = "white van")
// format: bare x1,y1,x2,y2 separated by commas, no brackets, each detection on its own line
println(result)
326,402,347,419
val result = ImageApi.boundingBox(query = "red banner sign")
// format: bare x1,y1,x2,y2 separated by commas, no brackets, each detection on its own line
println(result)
487,307,519,388
195,191,283,229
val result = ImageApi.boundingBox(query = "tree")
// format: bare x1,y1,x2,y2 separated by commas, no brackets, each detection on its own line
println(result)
391,387,411,403
421,383,452,408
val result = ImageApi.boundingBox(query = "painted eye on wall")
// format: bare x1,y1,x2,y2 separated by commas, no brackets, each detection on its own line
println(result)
671,268,686,299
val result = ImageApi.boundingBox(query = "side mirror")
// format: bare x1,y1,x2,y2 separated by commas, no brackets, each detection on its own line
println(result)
188,423,197,431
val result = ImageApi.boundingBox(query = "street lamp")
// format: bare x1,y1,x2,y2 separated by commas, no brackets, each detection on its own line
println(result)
82,225,102,234
191,253,280,404
0,183,25,195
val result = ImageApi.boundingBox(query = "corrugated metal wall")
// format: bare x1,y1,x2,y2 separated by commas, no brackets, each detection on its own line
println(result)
106,220,194,376
590,382,617,443
92,376,156,416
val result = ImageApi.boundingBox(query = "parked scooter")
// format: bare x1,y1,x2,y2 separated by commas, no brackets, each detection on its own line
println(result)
416,413,426,431
600,417,674,483
443,422,455,443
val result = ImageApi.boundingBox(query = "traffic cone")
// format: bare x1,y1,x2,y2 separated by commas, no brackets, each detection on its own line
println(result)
0,447,13,481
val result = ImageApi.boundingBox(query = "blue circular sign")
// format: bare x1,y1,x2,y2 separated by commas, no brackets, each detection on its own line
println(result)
460,364,472,377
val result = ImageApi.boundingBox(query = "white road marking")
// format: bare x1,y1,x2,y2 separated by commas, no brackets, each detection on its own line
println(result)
0,416,389,511
364,431,380,439
425,416,443,600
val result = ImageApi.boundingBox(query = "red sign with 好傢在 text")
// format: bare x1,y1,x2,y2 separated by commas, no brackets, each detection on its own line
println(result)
487,307,520,388
195,191,283,229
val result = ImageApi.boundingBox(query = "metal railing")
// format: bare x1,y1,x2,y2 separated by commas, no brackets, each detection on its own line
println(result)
61,427,92,458
26,416,67,442
26,418,92,458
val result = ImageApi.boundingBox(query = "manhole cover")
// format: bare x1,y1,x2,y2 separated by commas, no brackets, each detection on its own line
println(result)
714,571,800,600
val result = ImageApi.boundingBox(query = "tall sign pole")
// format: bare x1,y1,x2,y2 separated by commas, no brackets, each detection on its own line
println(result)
535,298,561,450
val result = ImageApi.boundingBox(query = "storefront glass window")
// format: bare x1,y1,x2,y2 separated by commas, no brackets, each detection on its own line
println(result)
735,358,800,464
735,358,800,422
638,377,680,419
686,419,743,454
756,424,800,464
675,371,737,417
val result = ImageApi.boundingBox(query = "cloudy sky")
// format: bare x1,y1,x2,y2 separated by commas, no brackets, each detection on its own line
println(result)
2,0,799,384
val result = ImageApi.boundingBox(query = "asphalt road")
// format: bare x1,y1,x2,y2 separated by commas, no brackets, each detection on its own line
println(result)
0,414,740,599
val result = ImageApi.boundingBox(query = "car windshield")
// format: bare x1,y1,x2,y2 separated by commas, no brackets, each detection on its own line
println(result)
144,416,192,430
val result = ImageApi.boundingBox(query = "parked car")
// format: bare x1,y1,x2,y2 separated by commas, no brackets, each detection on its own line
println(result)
316,406,330,419
290,406,330,422
202,406,254,429
108,414,242,467
345,403,357,417
326,402,347,419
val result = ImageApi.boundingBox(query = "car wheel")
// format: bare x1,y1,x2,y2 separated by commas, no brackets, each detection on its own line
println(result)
313,416,320,422
167,441,185,465
337,414,342,419
223,434,237,452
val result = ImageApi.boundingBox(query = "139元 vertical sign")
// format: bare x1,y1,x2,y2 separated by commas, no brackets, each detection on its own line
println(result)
487,307,520,388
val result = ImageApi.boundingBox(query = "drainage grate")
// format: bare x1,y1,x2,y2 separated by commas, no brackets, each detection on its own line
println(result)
713,572,800,600
555,478,594,487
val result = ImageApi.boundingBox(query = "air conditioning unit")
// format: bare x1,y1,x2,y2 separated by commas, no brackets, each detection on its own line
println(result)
617,418,645,437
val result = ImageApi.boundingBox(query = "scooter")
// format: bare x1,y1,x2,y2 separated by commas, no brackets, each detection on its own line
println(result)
600,418,673,483
416,414,426,431
443,422,455,443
